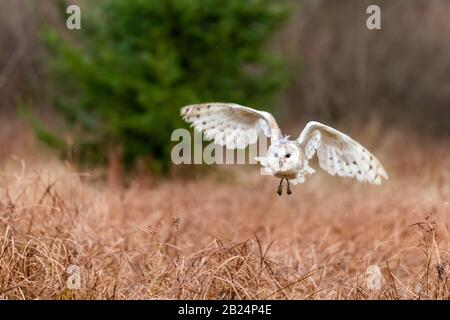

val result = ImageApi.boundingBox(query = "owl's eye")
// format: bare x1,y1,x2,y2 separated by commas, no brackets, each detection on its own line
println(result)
286,153,291,158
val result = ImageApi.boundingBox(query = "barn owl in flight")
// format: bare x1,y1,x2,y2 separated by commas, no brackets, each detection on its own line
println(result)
181,103,388,195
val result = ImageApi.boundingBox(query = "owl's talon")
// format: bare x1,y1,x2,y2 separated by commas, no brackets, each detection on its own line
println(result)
286,180,292,195
277,178,284,196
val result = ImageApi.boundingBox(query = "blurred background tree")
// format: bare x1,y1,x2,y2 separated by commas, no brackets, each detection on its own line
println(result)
40,0,289,175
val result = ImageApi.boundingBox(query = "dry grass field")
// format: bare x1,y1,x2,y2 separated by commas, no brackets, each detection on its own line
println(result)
0,120,449,300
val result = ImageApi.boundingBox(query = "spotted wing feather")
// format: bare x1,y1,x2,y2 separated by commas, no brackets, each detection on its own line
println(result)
181,103,281,149
297,121,388,185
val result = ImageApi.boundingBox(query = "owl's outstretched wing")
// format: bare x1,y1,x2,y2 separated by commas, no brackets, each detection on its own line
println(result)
181,103,281,149
297,121,388,185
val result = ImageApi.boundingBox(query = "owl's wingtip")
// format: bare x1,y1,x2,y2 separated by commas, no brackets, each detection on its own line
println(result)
180,105,190,116
379,166,389,181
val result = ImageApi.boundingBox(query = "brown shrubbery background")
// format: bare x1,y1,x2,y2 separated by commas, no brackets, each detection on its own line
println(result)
0,0,449,299
1,125,449,299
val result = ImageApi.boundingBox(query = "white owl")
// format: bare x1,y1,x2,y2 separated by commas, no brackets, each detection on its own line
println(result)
181,103,388,195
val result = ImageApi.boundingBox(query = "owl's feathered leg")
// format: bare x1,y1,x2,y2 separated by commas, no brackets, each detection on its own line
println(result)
277,178,284,196
286,180,292,195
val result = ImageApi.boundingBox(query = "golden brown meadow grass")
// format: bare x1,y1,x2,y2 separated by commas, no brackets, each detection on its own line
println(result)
0,122,449,299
